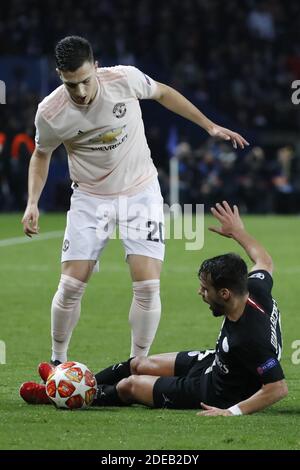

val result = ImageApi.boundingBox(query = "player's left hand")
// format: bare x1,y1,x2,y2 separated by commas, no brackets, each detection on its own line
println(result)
209,201,245,238
208,124,249,149
197,402,233,417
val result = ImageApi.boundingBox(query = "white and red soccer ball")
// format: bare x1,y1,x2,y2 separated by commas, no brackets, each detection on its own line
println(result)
46,361,97,409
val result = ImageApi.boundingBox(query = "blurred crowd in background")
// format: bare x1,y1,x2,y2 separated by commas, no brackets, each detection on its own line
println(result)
0,0,300,213
169,141,300,214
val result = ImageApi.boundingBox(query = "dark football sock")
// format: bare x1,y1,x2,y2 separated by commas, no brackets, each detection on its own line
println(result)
92,384,128,407
95,358,133,385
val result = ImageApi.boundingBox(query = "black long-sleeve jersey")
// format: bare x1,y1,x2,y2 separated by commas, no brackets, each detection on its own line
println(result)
205,270,284,407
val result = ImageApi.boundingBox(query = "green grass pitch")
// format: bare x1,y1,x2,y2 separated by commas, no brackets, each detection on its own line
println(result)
0,213,299,450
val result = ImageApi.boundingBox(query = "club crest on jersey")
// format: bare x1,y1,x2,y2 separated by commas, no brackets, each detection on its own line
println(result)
113,102,126,118
62,239,70,252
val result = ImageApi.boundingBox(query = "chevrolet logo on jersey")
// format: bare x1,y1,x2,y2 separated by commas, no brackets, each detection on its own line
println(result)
88,126,126,144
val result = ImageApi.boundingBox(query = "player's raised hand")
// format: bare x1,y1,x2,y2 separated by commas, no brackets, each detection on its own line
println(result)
209,201,244,238
21,204,40,237
197,402,232,417
208,124,249,149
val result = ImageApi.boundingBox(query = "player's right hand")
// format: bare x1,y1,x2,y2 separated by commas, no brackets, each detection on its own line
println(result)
21,204,40,237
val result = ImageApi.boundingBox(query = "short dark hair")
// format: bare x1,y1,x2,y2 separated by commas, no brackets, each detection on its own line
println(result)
55,36,94,72
198,253,248,295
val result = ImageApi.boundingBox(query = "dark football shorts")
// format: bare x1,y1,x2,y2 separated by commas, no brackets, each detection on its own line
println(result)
152,350,215,409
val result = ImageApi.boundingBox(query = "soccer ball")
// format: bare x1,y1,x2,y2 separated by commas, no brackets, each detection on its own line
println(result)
46,361,97,409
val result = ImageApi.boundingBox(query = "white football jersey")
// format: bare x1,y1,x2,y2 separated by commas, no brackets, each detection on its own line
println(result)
35,66,158,196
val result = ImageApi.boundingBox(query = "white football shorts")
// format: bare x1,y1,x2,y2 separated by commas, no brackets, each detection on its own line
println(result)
61,178,165,268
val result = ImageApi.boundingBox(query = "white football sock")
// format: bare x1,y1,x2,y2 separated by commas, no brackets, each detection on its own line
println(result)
129,279,161,357
51,274,87,363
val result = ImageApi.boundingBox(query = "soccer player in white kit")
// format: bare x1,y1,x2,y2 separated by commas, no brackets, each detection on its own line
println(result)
22,36,249,364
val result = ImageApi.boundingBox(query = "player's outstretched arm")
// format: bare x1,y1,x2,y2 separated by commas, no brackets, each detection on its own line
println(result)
197,379,288,417
153,82,249,149
21,148,52,237
209,201,274,275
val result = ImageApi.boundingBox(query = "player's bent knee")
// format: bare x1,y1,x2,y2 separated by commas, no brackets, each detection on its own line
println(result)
130,356,161,375
130,357,150,375
55,274,87,305
117,376,137,402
